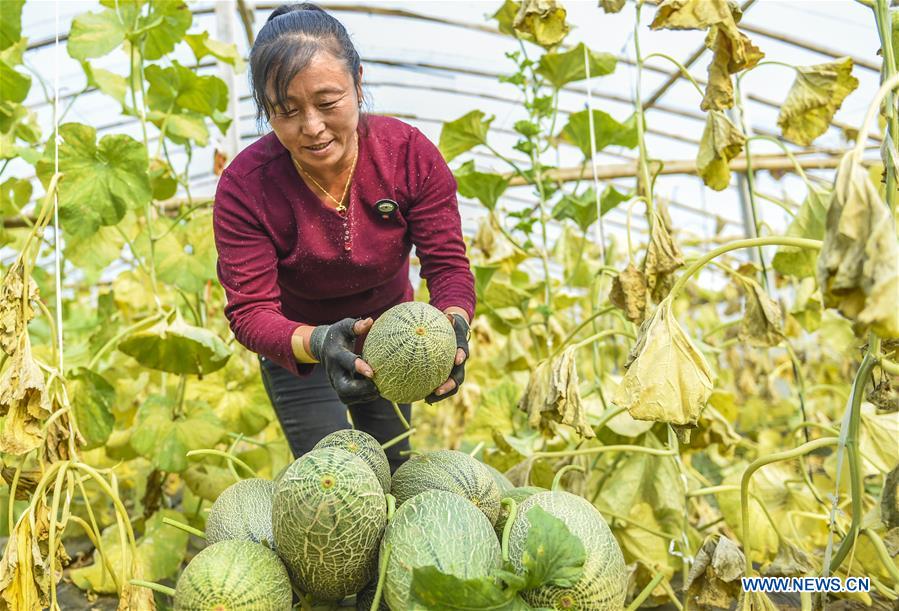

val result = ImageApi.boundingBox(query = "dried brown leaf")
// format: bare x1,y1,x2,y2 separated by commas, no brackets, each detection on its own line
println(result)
519,347,595,439
0,261,38,356
701,19,763,111
598,0,625,14
610,264,648,324
685,534,745,609
697,110,746,191
116,563,156,611
761,541,817,577
613,298,714,426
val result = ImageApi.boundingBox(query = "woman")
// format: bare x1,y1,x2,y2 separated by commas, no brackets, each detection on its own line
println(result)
212,3,475,472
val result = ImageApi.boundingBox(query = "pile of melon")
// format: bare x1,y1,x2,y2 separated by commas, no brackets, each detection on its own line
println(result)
163,303,628,609
168,428,628,610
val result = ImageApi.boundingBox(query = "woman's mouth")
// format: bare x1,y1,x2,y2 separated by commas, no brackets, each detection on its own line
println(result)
303,140,333,155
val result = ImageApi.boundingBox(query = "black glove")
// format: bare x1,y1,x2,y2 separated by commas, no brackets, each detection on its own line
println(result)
425,314,470,404
309,318,380,405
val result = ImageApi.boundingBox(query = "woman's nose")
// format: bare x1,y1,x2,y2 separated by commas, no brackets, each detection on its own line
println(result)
300,110,325,136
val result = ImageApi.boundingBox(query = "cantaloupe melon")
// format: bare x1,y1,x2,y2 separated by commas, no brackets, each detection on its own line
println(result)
361,302,457,404
508,491,627,610
380,489,502,610
313,429,391,493
205,478,274,548
173,539,292,610
272,447,386,601
390,449,501,525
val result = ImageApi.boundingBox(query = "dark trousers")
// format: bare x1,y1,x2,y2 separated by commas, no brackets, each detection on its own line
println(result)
258,355,412,473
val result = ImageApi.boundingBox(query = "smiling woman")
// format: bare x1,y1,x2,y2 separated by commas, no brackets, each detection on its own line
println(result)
212,2,475,471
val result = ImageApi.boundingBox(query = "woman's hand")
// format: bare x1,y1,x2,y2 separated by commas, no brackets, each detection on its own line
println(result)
425,313,470,404
309,317,380,405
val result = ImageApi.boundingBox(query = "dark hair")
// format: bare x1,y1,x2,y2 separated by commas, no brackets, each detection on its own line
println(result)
249,3,369,131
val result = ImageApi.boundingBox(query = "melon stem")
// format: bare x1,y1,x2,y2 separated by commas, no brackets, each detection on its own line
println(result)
129,579,175,597
389,401,411,430
370,543,392,611
500,498,518,564
551,464,585,492
381,428,415,451
162,517,206,540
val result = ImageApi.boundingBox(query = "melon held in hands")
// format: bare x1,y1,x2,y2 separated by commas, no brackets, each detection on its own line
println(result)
362,301,457,404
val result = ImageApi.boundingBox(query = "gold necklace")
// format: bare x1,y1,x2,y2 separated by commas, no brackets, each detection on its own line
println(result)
291,133,359,214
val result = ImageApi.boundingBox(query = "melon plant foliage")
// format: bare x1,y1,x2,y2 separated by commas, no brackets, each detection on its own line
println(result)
1,0,898,610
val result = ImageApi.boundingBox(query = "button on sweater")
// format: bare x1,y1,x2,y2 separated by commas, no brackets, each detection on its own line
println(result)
213,115,476,376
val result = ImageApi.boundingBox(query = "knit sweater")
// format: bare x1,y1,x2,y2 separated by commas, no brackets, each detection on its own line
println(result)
213,115,475,376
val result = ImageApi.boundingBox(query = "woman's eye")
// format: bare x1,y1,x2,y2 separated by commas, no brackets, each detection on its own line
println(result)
282,109,299,117
319,101,338,109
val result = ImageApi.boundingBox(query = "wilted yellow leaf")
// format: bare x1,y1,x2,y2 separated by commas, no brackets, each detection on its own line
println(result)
0,504,68,611
778,58,859,146
0,335,51,455
598,0,625,14
513,0,569,48
697,110,746,191
649,0,733,30
472,214,526,270
519,347,595,438
612,298,714,426
817,153,899,338
735,274,785,347
701,24,763,111
643,205,684,303
610,263,648,324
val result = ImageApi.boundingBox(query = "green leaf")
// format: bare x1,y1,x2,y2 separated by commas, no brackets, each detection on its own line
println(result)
536,42,616,89
0,176,31,216
552,188,597,233
0,59,29,105
601,184,630,215
409,567,524,610
455,160,510,211
0,0,24,52
81,62,127,105
558,110,638,158
67,368,115,450
183,462,237,502
132,213,217,293
0,102,41,154
187,353,273,436
118,314,231,376
777,58,859,146
141,1,191,60
473,265,499,296
439,110,493,162
34,123,151,238
491,0,519,37
129,395,225,472
149,158,178,200
70,508,190,593
519,505,586,589
67,9,126,61
696,110,745,191
771,188,830,278
184,31,246,72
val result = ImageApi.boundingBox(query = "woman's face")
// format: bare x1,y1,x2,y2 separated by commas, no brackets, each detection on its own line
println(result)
268,51,363,176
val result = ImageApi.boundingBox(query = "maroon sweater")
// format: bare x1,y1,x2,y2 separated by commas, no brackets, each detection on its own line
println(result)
213,115,476,376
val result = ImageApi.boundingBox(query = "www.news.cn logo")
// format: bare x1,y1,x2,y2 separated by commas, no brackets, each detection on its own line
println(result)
741,577,871,593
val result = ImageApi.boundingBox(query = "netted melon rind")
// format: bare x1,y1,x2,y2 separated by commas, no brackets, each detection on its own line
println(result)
362,301,457,404
390,449,501,525
272,447,387,601
381,489,501,611
508,491,627,610
313,429,391,493
205,478,275,548
173,539,292,610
